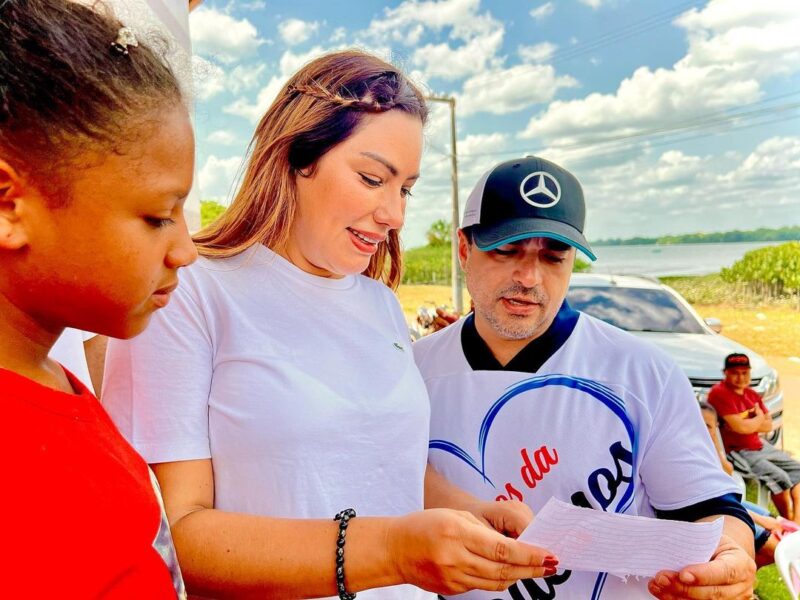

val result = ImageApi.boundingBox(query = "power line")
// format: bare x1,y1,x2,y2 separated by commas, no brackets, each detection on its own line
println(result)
456,93,800,159
545,1,702,65
432,1,704,94
468,110,800,166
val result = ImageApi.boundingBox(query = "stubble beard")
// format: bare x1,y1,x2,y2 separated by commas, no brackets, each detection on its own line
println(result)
471,281,551,341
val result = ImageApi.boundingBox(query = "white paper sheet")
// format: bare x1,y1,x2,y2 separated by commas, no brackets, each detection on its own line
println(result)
518,497,724,578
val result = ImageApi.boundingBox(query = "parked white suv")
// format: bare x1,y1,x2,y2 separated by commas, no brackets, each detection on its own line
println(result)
566,273,783,446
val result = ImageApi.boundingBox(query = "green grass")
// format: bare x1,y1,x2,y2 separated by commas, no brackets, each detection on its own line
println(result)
661,273,800,309
403,244,453,285
756,564,791,599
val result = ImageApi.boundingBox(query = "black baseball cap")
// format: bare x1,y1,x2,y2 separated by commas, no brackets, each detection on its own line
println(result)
461,156,596,261
724,353,751,370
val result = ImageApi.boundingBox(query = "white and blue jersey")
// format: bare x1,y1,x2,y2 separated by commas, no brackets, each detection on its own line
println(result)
413,302,745,600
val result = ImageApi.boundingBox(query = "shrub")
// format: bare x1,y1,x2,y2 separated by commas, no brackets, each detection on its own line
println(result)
200,199,227,228
721,242,800,296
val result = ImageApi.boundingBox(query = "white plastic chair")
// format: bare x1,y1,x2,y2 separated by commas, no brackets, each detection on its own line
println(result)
774,532,800,598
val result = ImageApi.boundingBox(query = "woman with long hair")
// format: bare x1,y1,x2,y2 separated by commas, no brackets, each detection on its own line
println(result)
103,49,554,599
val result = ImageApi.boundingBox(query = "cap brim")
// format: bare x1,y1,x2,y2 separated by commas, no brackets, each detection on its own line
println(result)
472,218,597,261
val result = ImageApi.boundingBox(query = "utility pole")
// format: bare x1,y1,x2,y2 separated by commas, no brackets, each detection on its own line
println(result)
426,95,463,313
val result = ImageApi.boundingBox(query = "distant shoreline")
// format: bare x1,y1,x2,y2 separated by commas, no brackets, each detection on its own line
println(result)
591,227,800,247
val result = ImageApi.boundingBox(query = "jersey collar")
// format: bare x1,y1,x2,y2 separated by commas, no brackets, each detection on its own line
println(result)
460,300,580,373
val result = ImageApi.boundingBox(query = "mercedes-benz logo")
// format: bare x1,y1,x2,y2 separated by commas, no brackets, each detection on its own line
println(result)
519,171,561,208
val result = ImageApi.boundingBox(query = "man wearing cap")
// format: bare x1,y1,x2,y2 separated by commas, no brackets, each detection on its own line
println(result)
415,156,756,599
709,352,800,523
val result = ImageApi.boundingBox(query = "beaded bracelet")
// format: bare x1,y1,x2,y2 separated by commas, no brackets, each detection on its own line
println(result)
334,508,357,600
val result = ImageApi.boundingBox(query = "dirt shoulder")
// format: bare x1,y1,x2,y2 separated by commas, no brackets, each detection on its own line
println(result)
762,356,800,455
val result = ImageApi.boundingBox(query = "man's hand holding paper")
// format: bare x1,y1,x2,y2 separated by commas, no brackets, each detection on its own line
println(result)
518,498,755,598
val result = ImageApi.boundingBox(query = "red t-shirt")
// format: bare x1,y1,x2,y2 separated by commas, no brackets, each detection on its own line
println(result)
707,380,767,452
0,368,185,598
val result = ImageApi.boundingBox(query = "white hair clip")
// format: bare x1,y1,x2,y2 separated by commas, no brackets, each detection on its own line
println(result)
110,27,138,57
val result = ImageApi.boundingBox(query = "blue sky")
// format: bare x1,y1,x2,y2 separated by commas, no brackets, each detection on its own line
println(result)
187,0,800,248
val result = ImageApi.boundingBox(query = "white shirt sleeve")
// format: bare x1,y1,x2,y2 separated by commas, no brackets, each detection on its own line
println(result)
102,274,214,463
638,364,740,511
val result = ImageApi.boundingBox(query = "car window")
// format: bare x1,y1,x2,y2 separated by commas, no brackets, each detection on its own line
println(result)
566,286,706,334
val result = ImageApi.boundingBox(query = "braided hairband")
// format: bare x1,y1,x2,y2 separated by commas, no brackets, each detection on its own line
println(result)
288,82,396,113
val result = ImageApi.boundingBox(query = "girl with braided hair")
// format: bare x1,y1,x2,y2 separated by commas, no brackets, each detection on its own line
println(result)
0,0,197,596
103,49,555,599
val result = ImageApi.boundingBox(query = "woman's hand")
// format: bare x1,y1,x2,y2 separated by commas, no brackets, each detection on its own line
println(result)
387,508,557,594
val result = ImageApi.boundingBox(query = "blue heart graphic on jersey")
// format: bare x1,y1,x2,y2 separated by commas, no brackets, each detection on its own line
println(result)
429,374,636,508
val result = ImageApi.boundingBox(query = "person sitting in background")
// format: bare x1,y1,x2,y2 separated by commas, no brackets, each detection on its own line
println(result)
699,402,797,567
709,353,800,523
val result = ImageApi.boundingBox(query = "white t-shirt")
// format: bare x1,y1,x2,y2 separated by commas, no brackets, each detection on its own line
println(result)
102,245,433,600
50,328,96,394
414,309,740,600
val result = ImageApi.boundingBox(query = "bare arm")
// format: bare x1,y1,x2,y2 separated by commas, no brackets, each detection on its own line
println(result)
720,406,771,435
154,460,555,598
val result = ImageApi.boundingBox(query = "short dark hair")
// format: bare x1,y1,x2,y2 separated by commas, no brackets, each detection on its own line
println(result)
0,0,183,201
461,226,476,244
461,226,572,252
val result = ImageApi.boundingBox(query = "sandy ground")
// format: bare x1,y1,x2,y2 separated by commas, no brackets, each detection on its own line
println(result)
766,356,800,455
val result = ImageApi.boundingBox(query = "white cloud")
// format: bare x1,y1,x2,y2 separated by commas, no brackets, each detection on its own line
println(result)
520,0,800,144
413,28,504,81
240,1,266,9
278,18,321,46
224,76,286,122
530,2,555,21
190,7,265,63
330,27,346,43
522,63,761,142
580,0,606,8
365,0,498,45
643,150,706,186
279,45,331,75
519,42,557,63
207,130,239,146
534,137,800,241
227,64,268,94
720,136,800,183
677,1,800,78
459,64,578,116
198,155,244,201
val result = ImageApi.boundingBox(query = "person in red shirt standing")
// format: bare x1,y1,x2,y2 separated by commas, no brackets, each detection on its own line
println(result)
709,353,800,522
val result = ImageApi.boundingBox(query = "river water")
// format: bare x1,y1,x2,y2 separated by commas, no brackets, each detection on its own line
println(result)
587,241,790,277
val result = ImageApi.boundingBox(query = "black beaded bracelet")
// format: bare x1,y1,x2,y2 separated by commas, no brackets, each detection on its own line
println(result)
334,508,357,600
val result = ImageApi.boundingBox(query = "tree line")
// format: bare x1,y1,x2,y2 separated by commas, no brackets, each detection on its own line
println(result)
593,226,800,246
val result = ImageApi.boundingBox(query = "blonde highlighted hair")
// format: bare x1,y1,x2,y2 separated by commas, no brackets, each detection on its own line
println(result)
193,49,428,289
